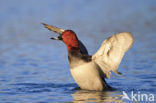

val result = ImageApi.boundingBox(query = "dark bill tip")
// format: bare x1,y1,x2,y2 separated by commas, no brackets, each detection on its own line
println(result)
50,37,56,40
50,36,62,40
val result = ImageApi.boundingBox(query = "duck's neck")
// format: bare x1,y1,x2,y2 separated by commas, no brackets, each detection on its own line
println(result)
66,46,80,52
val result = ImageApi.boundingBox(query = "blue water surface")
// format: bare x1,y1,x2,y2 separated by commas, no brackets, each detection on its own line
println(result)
0,0,156,103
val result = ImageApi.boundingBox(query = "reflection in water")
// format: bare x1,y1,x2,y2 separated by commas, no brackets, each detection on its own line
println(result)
72,89,123,103
2,82,125,102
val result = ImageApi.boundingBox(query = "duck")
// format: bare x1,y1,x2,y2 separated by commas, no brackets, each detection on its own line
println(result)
42,23,134,91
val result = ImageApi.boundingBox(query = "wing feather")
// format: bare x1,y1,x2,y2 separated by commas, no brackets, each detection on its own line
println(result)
92,32,134,78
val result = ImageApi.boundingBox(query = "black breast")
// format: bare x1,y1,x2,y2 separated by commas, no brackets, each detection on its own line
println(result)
68,51,92,68
68,51,91,62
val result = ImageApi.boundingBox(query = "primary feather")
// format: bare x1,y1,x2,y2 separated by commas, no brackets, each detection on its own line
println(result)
92,32,134,78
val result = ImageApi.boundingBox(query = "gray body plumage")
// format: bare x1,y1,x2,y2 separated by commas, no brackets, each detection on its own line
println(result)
68,32,134,91
42,23,134,91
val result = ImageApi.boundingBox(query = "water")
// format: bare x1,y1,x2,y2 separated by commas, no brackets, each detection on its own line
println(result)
0,0,156,103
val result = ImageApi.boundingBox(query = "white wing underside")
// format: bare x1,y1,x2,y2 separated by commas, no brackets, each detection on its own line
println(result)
92,32,134,78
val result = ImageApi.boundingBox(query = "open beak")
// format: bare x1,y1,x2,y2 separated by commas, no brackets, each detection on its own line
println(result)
41,23,64,40
50,35,62,40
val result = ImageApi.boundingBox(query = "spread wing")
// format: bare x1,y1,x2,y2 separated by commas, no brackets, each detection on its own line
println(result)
92,32,134,78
